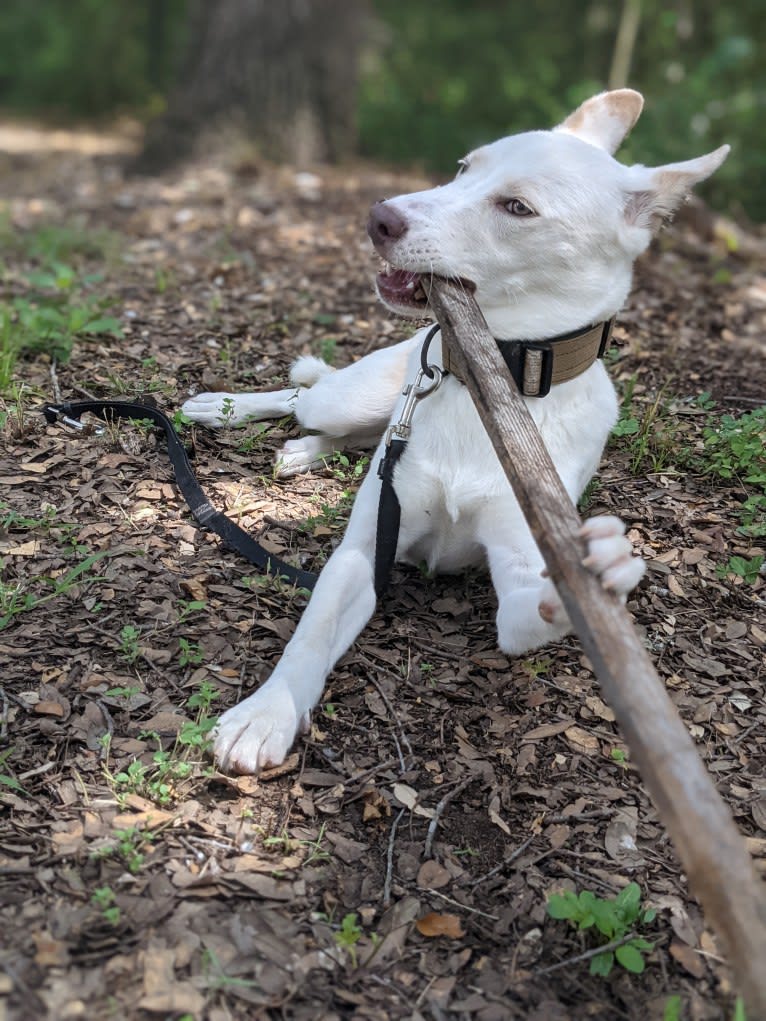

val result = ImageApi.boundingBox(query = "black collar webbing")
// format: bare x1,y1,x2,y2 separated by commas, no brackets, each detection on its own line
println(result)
41,400,317,591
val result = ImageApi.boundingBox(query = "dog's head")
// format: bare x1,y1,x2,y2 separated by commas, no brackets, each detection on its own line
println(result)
368,90,729,334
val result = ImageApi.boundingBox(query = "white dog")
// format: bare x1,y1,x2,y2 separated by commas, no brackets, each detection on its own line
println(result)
183,90,728,774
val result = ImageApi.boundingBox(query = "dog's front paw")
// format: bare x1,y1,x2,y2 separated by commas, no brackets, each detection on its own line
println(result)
213,682,311,773
181,392,247,428
538,515,645,624
274,436,331,478
580,514,645,594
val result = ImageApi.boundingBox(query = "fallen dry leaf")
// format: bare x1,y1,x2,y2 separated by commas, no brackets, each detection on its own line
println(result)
415,912,465,939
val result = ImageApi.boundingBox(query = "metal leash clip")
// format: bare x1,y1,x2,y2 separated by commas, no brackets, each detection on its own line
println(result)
383,364,444,449
42,404,105,435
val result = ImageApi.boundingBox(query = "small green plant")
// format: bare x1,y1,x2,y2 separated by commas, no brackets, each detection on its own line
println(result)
178,637,204,667
104,684,141,701
91,886,121,925
119,624,141,664
663,995,682,1021
0,748,25,794
521,655,553,679
610,747,627,765
0,218,122,389
94,826,153,873
217,396,236,426
106,680,218,806
734,996,748,1021
316,336,337,364
177,599,207,624
717,554,764,585
0,550,109,631
301,823,331,866
700,406,766,537
201,946,258,991
578,476,602,513
611,378,680,475
334,912,363,967
547,882,655,977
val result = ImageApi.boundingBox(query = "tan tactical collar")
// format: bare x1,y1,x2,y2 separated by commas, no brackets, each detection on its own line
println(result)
442,316,615,397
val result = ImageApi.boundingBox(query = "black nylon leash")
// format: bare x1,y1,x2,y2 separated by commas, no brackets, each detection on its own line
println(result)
41,399,318,591
374,325,444,598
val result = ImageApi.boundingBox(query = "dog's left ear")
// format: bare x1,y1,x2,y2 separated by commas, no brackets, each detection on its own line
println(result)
556,89,644,154
624,145,731,230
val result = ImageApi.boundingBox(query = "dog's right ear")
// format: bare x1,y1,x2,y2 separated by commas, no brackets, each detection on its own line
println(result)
556,90,644,155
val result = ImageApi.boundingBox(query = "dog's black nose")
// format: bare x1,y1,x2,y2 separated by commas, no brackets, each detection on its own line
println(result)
367,201,408,249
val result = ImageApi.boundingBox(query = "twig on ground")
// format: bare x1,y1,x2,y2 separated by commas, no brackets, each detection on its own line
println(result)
383,808,405,908
423,775,475,859
49,359,62,402
517,931,638,981
470,834,536,889
368,673,413,766
96,700,114,758
0,686,9,741
426,887,499,922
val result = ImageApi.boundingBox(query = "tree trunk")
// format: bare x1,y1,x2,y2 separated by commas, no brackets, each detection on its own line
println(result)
133,0,367,173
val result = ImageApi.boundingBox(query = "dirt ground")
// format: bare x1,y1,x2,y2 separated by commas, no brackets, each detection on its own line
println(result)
1,127,765,1021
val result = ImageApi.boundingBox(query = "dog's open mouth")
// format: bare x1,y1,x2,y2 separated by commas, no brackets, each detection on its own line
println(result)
375,266,476,313
375,267,428,310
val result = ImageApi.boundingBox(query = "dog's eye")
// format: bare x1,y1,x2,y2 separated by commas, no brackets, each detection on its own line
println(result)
505,198,536,216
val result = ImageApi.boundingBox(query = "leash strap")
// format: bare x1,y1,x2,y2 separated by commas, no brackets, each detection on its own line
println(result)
374,325,444,597
374,437,406,598
41,399,318,591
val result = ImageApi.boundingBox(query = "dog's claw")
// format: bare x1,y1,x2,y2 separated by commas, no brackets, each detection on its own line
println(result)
213,682,307,773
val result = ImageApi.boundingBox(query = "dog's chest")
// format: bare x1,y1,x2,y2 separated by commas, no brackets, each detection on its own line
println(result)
391,380,517,570
389,367,617,571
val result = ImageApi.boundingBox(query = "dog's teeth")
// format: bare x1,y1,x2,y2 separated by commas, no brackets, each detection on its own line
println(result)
406,280,415,291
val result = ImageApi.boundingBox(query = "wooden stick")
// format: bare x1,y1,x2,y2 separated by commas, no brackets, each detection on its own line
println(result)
426,277,766,1015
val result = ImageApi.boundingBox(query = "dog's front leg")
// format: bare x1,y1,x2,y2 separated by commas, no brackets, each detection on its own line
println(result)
214,471,382,773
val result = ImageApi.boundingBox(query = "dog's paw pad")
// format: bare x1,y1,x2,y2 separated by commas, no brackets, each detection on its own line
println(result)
213,685,303,774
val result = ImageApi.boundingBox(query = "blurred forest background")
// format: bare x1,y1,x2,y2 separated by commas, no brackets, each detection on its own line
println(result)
0,0,762,219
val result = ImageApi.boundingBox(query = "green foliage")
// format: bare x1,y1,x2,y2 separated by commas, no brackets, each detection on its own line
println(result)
0,3,763,217
611,377,680,475
91,886,121,926
0,1,188,117
663,996,682,1021
119,624,141,664
335,912,364,967
178,637,204,667
106,680,218,806
94,826,154,873
0,222,122,388
361,1,764,219
0,748,26,795
0,550,109,631
700,407,766,536
717,554,764,585
547,882,656,977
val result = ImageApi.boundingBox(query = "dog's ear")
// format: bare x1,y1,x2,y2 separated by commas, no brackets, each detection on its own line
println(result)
624,145,731,230
556,89,644,154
